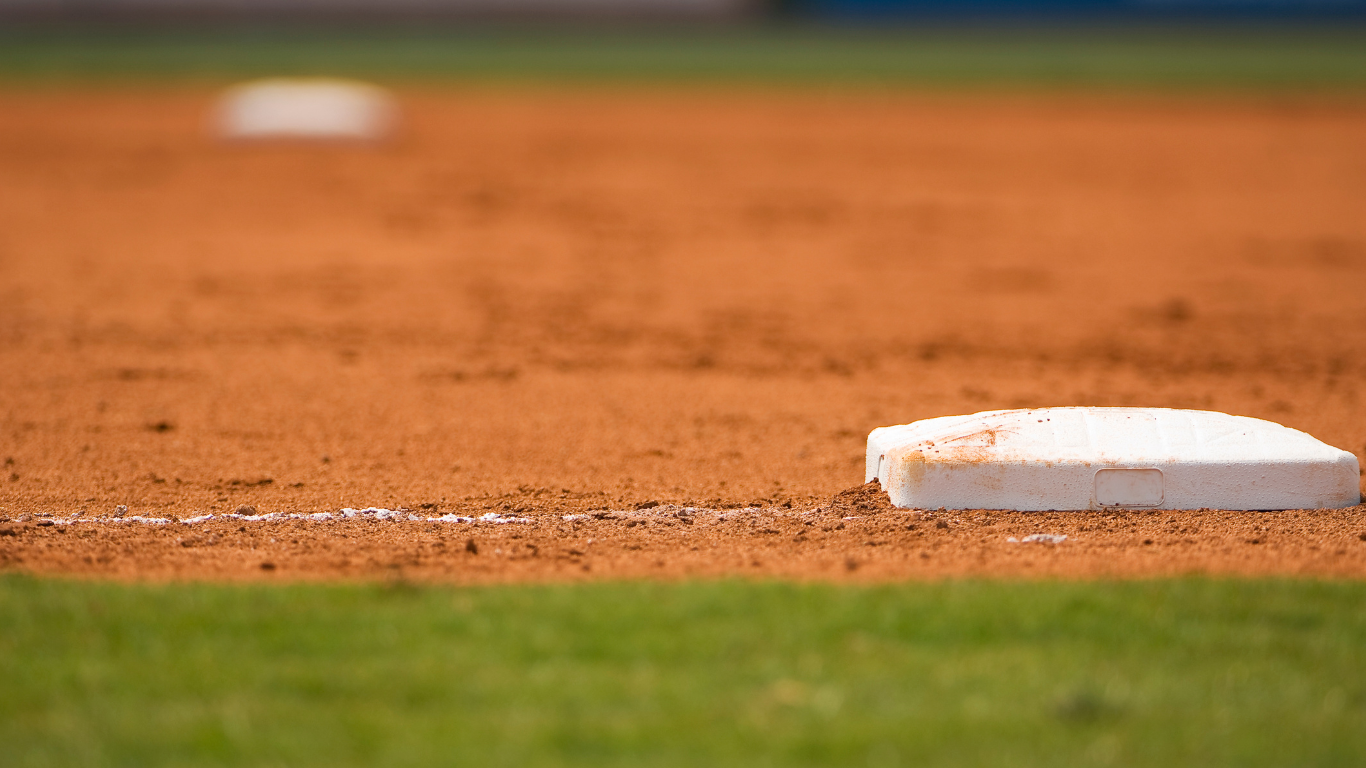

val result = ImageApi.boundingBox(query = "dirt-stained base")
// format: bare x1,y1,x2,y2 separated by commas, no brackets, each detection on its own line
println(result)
2,88,1365,582
3,484,1364,582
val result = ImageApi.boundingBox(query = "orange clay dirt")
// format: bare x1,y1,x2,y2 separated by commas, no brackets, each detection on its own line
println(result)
1,86,1365,582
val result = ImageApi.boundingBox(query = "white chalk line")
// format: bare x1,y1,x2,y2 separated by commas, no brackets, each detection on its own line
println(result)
14,508,532,527
14,504,792,528
8,503,1069,543
1008,534,1069,544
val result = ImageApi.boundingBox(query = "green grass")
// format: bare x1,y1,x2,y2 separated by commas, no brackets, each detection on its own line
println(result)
2,26,1366,88
2,576,1364,766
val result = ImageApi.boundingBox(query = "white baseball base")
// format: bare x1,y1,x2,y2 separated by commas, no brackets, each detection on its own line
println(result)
214,79,397,142
867,408,1360,511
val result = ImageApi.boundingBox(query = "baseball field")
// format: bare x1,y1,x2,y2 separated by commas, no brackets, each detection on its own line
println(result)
2,27,1365,765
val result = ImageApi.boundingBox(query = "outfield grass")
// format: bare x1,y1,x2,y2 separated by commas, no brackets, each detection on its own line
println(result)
2,575,1364,767
2,26,1365,88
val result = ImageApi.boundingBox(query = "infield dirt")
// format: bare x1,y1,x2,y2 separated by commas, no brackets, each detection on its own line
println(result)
2,87,1364,580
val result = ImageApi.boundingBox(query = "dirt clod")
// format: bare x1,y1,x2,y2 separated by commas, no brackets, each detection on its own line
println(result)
828,482,898,518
